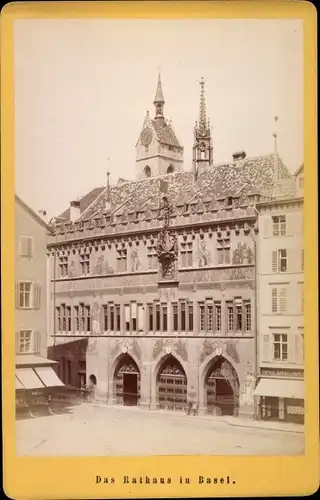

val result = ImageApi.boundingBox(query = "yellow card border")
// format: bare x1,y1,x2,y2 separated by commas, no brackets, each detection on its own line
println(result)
1,1,318,498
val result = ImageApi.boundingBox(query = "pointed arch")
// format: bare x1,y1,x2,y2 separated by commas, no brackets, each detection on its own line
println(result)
113,353,141,406
156,354,187,411
144,165,151,178
202,355,240,416
167,164,174,174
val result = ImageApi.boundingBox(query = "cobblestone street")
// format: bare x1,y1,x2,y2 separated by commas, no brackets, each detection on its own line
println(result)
16,403,304,457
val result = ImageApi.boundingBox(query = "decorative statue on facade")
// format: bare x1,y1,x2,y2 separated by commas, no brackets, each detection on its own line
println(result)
157,196,178,282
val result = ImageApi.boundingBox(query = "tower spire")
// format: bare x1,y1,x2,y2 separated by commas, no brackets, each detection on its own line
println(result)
154,70,165,120
199,77,207,132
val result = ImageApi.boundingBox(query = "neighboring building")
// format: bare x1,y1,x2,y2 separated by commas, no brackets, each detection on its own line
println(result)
254,196,304,423
294,163,304,197
15,195,63,414
47,76,296,418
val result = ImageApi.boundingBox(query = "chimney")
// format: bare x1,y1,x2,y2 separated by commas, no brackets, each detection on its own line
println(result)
70,200,81,222
232,151,246,161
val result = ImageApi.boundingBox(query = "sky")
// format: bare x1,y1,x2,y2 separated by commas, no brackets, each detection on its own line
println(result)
14,18,303,218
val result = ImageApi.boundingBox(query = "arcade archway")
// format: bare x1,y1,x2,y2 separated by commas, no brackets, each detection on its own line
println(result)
205,356,240,416
114,353,140,406
157,355,187,411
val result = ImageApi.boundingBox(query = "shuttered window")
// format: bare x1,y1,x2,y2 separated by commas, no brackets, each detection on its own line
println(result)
262,334,271,362
19,236,33,257
271,287,287,313
272,249,287,273
16,282,41,309
15,330,41,354
273,334,288,361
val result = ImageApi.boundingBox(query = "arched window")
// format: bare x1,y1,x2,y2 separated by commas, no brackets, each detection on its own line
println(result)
144,165,151,178
167,164,174,174
89,374,97,385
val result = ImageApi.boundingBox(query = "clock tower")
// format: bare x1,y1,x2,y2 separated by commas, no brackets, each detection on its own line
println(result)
192,77,213,177
135,73,184,179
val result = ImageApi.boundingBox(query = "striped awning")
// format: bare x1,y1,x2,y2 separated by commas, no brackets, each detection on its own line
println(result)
16,368,45,390
34,366,64,388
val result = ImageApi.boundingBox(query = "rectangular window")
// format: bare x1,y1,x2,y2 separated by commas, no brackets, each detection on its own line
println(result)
148,304,153,331
272,249,287,273
20,236,33,257
273,334,288,361
116,249,127,273
74,306,80,331
125,305,130,331
215,302,222,331
271,287,287,313
272,215,286,236
180,302,186,331
131,303,137,331
173,303,178,331
236,304,243,332
227,303,234,332
80,253,90,275
59,256,68,277
110,304,115,331
116,305,121,331
66,306,71,332
56,306,62,331
18,330,32,353
244,301,251,331
199,303,205,332
162,304,168,332
18,282,32,308
85,306,91,332
188,303,194,332
207,303,214,332
147,246,158,270
217,239,231,265
155,303,161,331
103,305,109,331
180,242,193,268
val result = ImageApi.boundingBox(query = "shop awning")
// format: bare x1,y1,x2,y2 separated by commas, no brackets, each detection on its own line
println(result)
16,368,44,390
15,376,25,390
34,366,64,388
254,378,304,399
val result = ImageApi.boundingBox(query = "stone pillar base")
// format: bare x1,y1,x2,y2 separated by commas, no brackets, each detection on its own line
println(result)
139,401,151,411
197,406,208,416
150,402,160,411
238,403,255,419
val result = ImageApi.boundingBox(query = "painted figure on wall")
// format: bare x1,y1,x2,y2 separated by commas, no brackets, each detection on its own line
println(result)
93,253,115,275
69,260,76,277
131,246,141,272
232,242,254,265
198,238,211,267
91,302,101,335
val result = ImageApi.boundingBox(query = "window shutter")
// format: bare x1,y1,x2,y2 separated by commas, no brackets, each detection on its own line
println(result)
27,237,33,257
33,330,41,354
33,283,41,309
288,334,295,363
125,305,130,323
294,334,303,364
279,288,287,313
131,303,137,319
263,217,272,238
271,288,278,313
301,249,304,272
287,248,297,273
262,334,271,362
138,305,144,332
16,331,20,354
286,214,296,236
272,251,278,272
16,282,20,308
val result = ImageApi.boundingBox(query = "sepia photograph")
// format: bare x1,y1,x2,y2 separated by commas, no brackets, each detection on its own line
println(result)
13,16,305,458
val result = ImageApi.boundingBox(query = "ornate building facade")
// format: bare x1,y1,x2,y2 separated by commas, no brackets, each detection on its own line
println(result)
47,76,297,418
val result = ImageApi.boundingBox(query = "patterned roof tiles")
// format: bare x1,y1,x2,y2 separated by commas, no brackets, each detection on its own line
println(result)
152,120,183,148
59,153,295,223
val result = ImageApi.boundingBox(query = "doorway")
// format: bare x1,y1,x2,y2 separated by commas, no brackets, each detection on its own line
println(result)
205,356,240,416
157,355,187,411
114,353,140,406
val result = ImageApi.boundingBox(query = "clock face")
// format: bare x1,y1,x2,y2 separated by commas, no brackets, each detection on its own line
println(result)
141,127,153,147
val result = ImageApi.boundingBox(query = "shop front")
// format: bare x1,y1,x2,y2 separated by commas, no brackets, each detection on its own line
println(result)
16,355,64,417
254,369,304,424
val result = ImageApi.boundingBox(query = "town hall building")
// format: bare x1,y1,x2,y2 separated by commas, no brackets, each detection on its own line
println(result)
47,74,298,419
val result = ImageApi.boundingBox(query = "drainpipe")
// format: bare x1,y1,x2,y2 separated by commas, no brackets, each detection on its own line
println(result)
53,250,56,347
250,206,259,419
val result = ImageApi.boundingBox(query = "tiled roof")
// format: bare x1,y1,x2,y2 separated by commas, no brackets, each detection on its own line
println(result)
152,120,182,148
58,187,105,220
58,154,295,223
